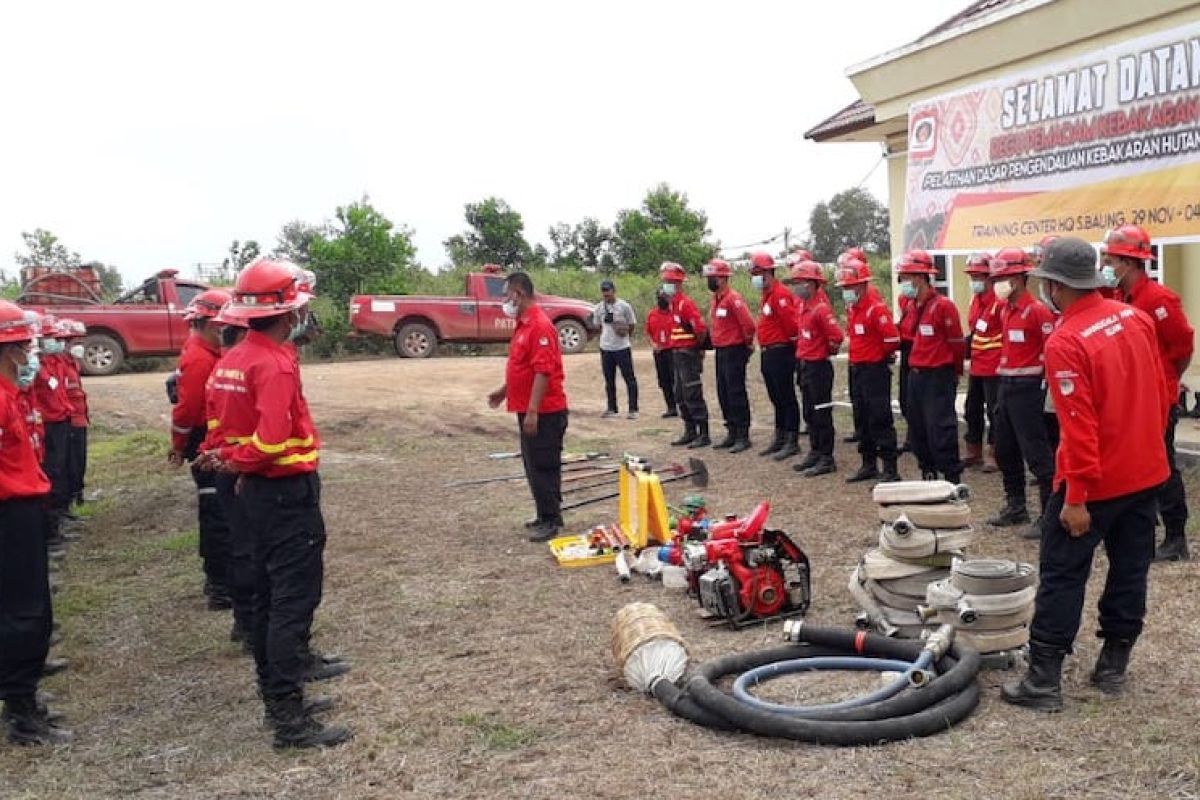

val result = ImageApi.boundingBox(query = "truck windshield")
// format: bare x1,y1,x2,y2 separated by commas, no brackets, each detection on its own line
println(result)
176,284,204,307
483,276,505,298
116,280,160,305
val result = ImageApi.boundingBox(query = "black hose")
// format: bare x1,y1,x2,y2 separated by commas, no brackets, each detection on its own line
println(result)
655,625,981,745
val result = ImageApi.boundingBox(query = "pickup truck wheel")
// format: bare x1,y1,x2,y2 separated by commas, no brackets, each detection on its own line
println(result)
395,322,437,359
82,334,125,376
556,319,587,354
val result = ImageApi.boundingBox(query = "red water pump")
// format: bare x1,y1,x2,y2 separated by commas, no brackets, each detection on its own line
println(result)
683,502,812,629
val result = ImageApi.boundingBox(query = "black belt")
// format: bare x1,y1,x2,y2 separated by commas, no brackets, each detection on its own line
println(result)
762,343,792,350
910,365,955,374
999,375,1043,383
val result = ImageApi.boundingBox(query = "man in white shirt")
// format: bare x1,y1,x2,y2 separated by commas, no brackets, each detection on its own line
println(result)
591,280,639,419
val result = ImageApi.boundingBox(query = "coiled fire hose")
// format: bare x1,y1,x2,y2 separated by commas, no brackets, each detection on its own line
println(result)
613,604,981,746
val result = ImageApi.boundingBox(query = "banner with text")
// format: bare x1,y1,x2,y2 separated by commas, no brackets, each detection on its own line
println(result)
904,21,1200,251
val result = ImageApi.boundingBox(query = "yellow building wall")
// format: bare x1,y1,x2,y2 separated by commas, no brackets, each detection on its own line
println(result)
1174,245,1200,379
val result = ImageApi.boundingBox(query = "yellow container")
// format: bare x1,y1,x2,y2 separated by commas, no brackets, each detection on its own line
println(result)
549,534,617,568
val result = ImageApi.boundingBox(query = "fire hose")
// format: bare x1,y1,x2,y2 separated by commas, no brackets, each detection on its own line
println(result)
614,605,980,745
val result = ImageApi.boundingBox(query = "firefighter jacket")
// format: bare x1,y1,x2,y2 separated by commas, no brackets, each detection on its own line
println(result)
209,331,321,478
505,304,567,414
794,296,843,362
908,293,965,373
17,388,44,462
708,288,756,348
846,295,901,364
756,282,798,346
897,296,917,344
1124,272,1195,400
667,292,706,349
1046,293,1170,505
644,307,674,351
997,291,1056,377
33,353,71,424
62,356,89,427
968,290,1003,377
0,377,51,500
171,334,221,454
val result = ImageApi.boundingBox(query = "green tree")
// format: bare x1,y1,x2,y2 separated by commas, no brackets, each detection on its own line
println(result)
272,220,327,265
443,197,532,267
548,217,615,269
89,262,124,299
807,187,890,262
14,228,81,269
309,197,418,306
0,269,18,300
221,239,261,276
612,184,717,274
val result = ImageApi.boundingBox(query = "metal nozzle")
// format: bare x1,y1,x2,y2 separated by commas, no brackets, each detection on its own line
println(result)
922,624,957,660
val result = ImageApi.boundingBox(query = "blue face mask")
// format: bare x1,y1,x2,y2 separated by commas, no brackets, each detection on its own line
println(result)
842,288,859,305
661,283,677,297
970,279,987,295
750,275,766,291
42,339,65,355
1100,265,1118,288
16,350,39,388
899,281,918,299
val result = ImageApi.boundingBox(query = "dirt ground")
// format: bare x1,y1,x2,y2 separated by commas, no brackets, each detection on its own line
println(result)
3,349,1199,800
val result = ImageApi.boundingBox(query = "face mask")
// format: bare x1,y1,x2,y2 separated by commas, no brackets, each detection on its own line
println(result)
42,339,65,355
899,280,918,299
69,344,85,360
793,283,813,300
706,277,721,292
842,288,859,305
1100,265,1118,288
970,280,987,295
656,297,669,310
287,312,312,343
16,350,39,388
1039,282,1061,315
993,279,1014,301
661,283,677,297
501,299,519,318
750,275,766,291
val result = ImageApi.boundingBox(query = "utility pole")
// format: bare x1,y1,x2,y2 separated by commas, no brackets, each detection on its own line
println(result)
783,227,791,254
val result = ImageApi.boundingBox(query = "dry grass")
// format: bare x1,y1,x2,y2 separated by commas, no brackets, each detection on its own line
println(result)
3,351,1199,799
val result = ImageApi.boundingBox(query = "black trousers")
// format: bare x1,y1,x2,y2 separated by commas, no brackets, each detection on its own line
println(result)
192,462,232,592
761,345,799,432
849,362,897,461
41,420,70,514
847,361,862,439
799,359,835,457
518,410,568,524
715,345,752,431
1158,404,1188,536
1031,486,1159,651
216,472,255,636
652,350,676,412
964,375,999,446
0,498,52,700
897,341,913,418
67,425,88,504
671,347,708,426
994,377,1055,505
601,348,638,413
907,366,961,477
242,472,326,700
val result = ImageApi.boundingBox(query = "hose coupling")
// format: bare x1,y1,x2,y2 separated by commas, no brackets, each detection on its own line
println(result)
781,618,807,642
922,624,956,660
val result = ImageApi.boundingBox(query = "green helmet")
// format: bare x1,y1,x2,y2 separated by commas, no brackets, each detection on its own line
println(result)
683,494,706,512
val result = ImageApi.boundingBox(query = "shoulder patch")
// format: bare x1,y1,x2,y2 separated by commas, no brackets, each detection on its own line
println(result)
539,337,549,346
1155,306,1168,320
1041,323,1054,335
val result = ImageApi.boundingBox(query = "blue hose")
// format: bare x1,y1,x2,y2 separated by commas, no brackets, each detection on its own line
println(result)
732,651,935,717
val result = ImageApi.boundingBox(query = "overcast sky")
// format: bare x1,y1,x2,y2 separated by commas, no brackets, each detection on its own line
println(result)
0,0,967,283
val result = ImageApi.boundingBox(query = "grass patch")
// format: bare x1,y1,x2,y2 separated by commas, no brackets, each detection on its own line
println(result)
89,430,170,462
74,497,116,519
161,529,199,552
53,580,119,625
459,713,542,751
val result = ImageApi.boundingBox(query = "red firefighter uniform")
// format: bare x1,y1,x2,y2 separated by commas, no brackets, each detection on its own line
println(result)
668,292,706,349
0,379,51,499
505,305,567,414
757,281,797,346
17,387,44,462
33,355,71,424
1123,272,1195,400
968,290,1004,378
209,331,321,477
709,288,755,347
795,297,844,361
998,292,1057,377
909,293,966,372
644,306,675,352
794,292,844,470
644,304,678,416
847,295,901,364
62,357,88,428
171,334,222,456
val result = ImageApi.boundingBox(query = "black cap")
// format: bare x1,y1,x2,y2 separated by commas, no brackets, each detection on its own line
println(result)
1029,236,1102,290
600,279,615,290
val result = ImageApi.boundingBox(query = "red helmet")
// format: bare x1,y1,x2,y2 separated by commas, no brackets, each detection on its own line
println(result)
897,249,937,277
38,314,67,338
964,252,992,275
215,301,249,328
183,288,233,321
791,248,815,261
835,258,871,287
660,262,686,283
0,300,36,345
702,259,732,278
788,260,827,284
1101,224,1154,261
837,247,868,269
988,247,1033,278
229,258,314,318
749,252,776,272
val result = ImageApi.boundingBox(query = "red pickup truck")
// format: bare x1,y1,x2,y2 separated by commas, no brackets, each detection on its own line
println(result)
350,269,597,358
19,267,209,376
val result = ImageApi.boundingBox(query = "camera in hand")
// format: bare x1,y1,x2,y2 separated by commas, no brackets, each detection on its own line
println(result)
603,311,614,323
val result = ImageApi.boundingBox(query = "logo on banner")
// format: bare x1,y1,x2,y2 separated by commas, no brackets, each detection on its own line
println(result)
910,110,938,159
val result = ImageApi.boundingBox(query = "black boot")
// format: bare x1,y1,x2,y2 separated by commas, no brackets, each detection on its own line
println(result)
843,433,859,444
266,693,351,750
1023,479,1053,539
1154,529,1191,562
304,650,352,682
3,696,73,746
727,427,752,454
988,499,1030,527
670,425,697,447
944,472,962,485
772,432,800,461
758,429,785,456
1191,391,1200,419
792,451,820,473
712,427,737,450
921,470,938,481
1090,635,1135,695
845,456,879,484
1022,516,1045,540
42,658,69,677
802,455,837,477
686,422,711,449
1001,642,1065,712
661,407,679,418
877,457,901,483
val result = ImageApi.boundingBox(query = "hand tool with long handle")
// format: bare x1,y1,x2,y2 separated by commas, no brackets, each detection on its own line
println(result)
563,462,687,494
444,453,613,488
560,458,709,512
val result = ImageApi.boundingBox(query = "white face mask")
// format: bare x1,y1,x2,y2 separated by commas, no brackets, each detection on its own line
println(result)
69,344,85,360
970,280,987,295
501,299,519,318
993,279,1014,301
661,283,677,297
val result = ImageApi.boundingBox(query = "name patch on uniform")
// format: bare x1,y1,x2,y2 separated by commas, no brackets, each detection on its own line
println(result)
1155,306,1169,320
538,337,549,346
802,330,812,339
1041,323,1054,335
975,318,988,332
1058,379,1075,396
1008,329,1025,343
919,324,934,336
762,305,772,316
716,308,728,318
854,324,865,335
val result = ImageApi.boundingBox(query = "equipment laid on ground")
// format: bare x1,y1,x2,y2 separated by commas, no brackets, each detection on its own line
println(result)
446,453,611,487
560,457,708,514
612,603,981,745
919,559,1037,656
562,462,689,495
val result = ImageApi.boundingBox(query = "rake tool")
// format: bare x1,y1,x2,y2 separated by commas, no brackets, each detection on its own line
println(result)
559,458,709,512
562,462,688,495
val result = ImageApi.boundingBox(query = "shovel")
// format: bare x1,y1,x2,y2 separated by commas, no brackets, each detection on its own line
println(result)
559,458,709,512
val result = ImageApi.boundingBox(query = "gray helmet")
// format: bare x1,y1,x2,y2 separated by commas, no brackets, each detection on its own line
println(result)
1029,236,1102,290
